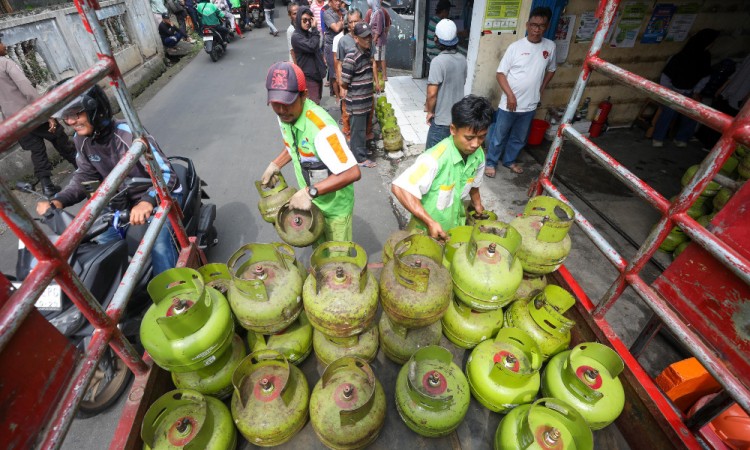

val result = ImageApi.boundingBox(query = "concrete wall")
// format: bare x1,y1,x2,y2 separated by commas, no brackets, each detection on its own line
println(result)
469,0,750,125
0,0,165,95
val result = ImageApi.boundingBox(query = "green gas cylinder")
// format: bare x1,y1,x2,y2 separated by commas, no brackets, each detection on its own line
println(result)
395,346,470,437
227,243,305,333
231,350,310,446
682,164,721,197
380,235,452,328
383,125,403,152
313,326,379,367
441,297,505,349
246,310,313,365
443,225,472,269
196,263,232,295
141,389,236,450
379,314,442,365
465,206,498,227
172,334,246,399
382,228,424,265
303,241,379,338
504,286,576,361
713,187,733,212
451,221,524,311
141,268,234,373
466,327,542,413
494,398,593,450
256,172,297,224
541,342,625,430
510,196,574,275
310,357,387,449
515,273,548,301
274,203,326,247
740,152,750,179
659,226,688,252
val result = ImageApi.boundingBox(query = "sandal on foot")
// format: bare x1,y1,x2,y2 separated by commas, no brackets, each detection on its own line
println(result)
506,164,524,174
484,166,496,178
359,160,377,168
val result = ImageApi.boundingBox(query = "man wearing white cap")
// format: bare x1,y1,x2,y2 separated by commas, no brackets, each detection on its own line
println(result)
425,18,467,150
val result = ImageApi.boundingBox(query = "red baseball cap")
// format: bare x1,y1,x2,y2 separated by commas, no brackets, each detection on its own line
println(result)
266,61,307,105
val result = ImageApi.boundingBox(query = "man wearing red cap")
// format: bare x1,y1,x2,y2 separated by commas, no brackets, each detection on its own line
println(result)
261,61,362,243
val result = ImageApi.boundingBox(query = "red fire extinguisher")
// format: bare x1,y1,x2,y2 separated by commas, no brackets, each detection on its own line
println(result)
589,96,612,138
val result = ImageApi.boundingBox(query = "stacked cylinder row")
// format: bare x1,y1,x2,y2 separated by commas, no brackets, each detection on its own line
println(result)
136,194,627,449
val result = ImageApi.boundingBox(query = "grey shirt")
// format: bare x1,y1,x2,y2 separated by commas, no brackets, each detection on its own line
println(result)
336,34,356,62
323,7,341,48
0,57,39,120
427,50,467,126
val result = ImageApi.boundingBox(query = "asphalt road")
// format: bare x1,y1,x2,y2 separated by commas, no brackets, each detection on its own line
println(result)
42,13,397,449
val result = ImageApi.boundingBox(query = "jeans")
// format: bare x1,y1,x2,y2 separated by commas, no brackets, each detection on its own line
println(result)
652,105,697,143
349,112,369,163
486,109,535,168
17,121,77,179
264,8,277,33
97,193,183,276
426,121,451,150
163,32,186,47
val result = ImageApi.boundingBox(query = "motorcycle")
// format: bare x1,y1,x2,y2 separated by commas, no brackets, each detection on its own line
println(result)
247,0,265,29
13,156,217,416
202,25,228,62
232,2,251,31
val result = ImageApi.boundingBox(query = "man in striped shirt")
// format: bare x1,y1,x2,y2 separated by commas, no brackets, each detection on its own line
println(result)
425,0,452,63
340,22,378,168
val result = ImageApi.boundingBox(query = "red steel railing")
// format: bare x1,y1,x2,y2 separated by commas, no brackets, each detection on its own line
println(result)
0,0,197,448
531,0,749,447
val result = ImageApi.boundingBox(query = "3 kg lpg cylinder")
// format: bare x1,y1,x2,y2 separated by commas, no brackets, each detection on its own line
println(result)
141,268,234,373
227,243,305,333
231,350,310,446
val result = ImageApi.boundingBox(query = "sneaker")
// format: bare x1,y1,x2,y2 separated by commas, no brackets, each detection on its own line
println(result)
674,140,688,148
652,139,664,148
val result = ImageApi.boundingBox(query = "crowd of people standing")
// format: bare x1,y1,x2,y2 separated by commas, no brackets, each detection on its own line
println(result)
285,0,389,169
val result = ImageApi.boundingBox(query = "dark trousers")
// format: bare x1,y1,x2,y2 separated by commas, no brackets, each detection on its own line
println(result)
349,112,370,163
187,7,201,30
174,11,188,35
163,31,186,47
17,121,77,180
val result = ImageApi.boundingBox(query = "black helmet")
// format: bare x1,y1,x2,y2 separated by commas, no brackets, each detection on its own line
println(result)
53,82,113,133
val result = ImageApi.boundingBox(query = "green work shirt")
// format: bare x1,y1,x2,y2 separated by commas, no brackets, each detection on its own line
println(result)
196,2,224,25
278,99,357,219
230,0,241,7
393,136,485,231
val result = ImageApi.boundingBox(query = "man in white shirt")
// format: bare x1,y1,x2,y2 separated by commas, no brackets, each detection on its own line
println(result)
485,7,556,176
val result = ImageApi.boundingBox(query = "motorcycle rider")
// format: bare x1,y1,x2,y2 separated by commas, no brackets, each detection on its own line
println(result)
196,0,231,44
35,85,182,275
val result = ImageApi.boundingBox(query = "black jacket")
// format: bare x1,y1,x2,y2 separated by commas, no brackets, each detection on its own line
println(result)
291,7,327,82
55,120,180,209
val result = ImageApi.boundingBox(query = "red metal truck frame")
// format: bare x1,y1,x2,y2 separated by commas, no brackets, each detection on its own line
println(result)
530,0,750,448
0,0,205,448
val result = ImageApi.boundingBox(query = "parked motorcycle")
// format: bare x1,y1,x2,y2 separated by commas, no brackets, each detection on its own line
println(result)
13,156,217,416
247,0,265,29
202,25,228,62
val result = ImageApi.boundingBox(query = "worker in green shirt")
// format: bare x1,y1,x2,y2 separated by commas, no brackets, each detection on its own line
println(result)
196,1,230,43
392,95,493,239
261,62,362,243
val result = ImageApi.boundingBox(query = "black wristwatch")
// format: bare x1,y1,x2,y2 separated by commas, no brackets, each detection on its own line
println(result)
308,186,319,198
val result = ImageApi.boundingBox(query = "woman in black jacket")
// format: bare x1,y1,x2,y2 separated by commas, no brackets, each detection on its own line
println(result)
291,6,327,104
